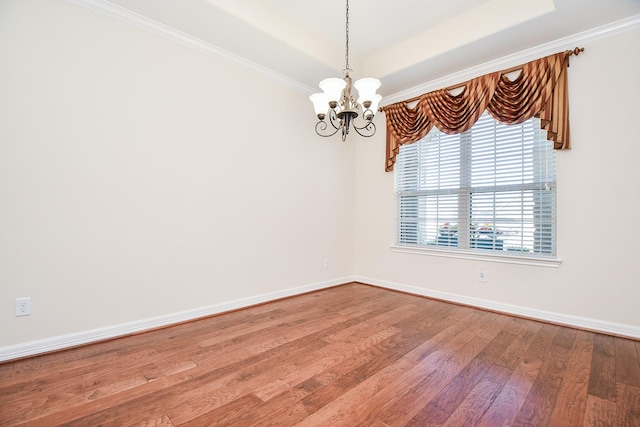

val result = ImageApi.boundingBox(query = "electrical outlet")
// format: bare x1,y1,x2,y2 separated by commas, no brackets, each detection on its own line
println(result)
478,269,487,283
16,297,31,316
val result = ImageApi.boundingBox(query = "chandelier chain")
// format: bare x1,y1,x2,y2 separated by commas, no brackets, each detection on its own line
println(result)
345,0,349,70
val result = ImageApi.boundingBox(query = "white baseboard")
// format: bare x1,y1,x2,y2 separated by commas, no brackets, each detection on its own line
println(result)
0,277,353,363
354,276,640,340
3,275,638,362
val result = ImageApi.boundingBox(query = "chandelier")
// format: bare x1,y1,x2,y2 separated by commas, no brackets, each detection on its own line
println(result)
309,0,382,141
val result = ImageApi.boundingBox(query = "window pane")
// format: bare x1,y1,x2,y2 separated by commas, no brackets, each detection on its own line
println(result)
397,194,458,246
469,189,555,254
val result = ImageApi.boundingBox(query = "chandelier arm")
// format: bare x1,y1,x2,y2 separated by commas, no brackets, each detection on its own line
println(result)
315,120,341,138
315,109,344,137
352,121,376,138
360,107,374,120
351,114,377,138
327,108,343,130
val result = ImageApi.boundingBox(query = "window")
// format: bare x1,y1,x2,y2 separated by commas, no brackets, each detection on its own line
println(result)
395,113,556,257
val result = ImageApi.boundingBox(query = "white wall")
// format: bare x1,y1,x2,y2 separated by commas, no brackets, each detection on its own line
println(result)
0,0,356,348
2,0,638,358
355,26,640,332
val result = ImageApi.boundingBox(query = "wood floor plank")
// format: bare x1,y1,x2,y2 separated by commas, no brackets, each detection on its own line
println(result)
496,318,544,369
180,393,264,427
308,309,488,427
380,331,496,425
476,357,543,427
615,336,640,388
22,364,203,426
167,331,393,425
0,348,200,424
406,314,515,425
547,329,594,427
240,380,323,426
254,326,401,403
143,414,176,427
59,336,327,425
475,322,563,427
616,383,640,426
512,325,575,426
440,368,510,427
584,394,618,427
0,344,133,389
588,333,618,403
1,283,639,426
297,302,466,424
288,368,404,426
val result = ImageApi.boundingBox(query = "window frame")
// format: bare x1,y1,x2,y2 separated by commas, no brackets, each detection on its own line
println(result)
392,114,561,267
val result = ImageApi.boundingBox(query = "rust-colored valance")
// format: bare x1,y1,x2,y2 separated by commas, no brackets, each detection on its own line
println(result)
381,50,577,172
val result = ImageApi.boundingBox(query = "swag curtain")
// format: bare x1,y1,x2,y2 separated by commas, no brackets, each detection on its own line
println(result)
381,51,574,172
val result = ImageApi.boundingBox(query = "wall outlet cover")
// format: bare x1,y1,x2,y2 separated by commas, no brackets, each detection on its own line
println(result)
16,297,31,316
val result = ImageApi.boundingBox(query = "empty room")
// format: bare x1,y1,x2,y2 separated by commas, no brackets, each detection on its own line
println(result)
1,0,639,425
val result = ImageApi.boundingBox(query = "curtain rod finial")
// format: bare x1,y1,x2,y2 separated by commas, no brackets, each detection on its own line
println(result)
570,47,585,56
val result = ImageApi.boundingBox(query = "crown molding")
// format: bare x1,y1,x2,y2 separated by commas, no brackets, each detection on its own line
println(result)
67,0,316,94
66,1,639,104
383,13,640,105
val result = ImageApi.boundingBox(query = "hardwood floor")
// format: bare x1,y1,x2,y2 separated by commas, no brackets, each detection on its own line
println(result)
1,283,639,426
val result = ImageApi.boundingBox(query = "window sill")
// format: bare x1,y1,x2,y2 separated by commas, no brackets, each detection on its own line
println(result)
390,244,562,268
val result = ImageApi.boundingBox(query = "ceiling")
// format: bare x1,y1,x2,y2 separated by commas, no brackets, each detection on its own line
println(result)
102,0,640,96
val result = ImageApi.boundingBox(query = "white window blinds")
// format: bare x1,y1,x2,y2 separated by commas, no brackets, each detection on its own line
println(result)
395,113,556,256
